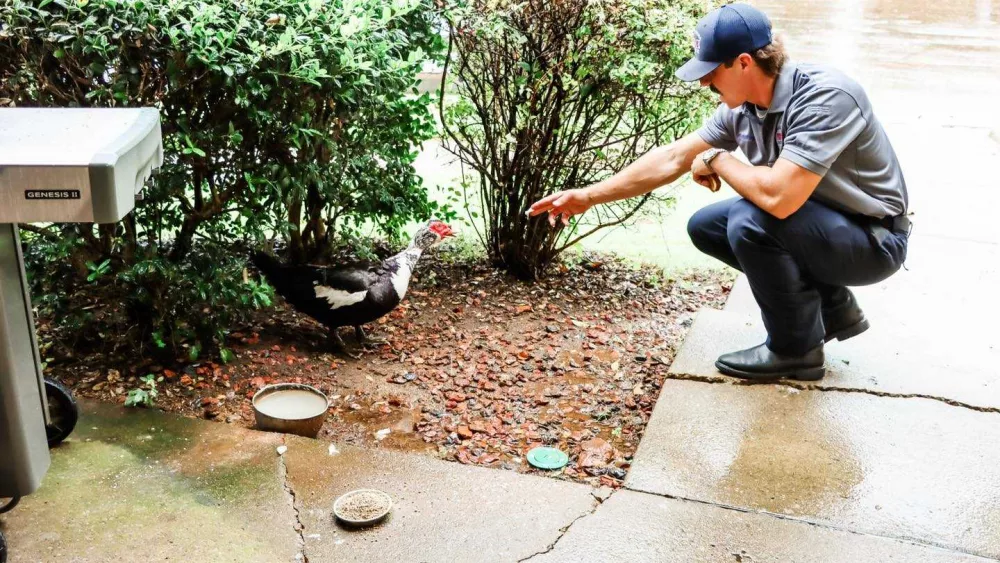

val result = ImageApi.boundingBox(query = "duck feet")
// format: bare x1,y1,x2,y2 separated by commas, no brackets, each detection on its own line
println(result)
328,329,360,359
328,329,347,350
355,325,387,348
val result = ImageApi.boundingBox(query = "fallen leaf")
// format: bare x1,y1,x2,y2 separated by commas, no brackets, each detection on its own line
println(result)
578,438,613,468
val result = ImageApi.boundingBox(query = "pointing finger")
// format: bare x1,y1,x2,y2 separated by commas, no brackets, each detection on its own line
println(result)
528,193,561,215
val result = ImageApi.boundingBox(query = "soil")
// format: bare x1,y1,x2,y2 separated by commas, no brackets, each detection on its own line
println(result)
45,253,734,489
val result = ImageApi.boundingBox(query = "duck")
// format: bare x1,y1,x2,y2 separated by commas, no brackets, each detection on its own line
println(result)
252,220,454,350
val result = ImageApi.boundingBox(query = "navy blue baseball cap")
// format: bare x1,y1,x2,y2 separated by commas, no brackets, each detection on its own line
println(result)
675,3,773,82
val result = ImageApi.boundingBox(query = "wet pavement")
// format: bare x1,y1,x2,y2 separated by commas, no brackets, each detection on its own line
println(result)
759,0,1000,128
1,402,297,563
628,379,1000,557
532,490,992,563
1,401,597,563
623,1,1000,561
281,434,596,562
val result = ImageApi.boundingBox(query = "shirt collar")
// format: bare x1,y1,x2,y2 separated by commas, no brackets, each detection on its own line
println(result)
765,62,796,115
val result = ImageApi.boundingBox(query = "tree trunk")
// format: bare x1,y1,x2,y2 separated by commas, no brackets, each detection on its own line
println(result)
123,215,137,263
169,217,198,262
288,196,304,263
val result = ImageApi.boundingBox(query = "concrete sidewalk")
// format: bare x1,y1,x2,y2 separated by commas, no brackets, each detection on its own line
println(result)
1,400,986,563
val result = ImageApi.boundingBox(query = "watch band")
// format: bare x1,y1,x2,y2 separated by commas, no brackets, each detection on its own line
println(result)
702,148,728,172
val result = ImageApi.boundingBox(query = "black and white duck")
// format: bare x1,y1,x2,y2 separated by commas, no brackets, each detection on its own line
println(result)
252,220,454,350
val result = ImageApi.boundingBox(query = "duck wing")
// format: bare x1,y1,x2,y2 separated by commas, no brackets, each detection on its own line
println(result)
316,261,382,293
253,253,382,305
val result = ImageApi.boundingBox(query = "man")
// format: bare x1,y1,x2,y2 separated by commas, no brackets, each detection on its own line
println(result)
527,3,909,381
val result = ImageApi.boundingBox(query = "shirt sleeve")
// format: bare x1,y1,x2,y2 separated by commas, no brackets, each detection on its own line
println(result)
696,104,739,151
779,88,867,176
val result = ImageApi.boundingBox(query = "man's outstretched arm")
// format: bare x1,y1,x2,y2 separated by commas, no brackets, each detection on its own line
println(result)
528,133,715,226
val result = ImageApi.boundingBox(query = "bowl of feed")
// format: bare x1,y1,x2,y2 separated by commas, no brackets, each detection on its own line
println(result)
333,489,393,527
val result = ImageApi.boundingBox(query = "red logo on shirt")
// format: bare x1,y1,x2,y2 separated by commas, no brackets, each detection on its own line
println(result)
776,130,784,143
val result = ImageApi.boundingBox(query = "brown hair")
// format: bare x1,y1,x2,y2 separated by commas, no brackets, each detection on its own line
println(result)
723,33,787,77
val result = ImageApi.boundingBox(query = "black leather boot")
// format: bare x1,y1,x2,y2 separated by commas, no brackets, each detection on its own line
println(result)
823,289,869,343
716,343,825,381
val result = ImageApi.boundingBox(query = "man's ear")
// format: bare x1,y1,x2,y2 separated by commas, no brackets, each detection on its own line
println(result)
739,52,754,70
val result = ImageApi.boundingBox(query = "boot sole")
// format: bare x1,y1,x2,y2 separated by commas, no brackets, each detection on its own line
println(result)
715,360,825,382
824,318,870,343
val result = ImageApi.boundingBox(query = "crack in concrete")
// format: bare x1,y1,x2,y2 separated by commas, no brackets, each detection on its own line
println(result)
622,485,996,561
664,373,1000,414
517,489,616,562
278,437,309,563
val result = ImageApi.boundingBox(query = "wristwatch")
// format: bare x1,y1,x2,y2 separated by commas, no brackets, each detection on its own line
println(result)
702,148,728,172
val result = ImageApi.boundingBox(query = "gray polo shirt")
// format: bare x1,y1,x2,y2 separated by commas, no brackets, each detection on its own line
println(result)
697,62,907,218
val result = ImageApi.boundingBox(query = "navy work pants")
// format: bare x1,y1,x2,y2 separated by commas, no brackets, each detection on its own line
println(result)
687,197,909,355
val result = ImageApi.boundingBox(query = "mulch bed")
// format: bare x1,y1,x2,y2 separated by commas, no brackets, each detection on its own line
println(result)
47,253,734,488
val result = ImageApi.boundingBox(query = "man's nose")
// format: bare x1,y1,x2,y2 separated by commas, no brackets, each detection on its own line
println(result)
699,76,712,88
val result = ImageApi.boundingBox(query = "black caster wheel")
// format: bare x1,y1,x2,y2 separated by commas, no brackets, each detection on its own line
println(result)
44,378,78,447
0,496,18,514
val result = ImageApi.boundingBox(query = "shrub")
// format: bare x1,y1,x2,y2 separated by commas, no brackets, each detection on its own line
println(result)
439,0,711,279
1,0,447,356
22,229,272,361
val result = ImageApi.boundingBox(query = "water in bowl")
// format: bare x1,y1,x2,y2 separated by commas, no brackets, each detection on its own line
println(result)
255,389,327,420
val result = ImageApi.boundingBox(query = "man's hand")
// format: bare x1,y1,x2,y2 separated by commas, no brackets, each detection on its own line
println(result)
691,151,722,192
527,188,594,227
692,172,721,192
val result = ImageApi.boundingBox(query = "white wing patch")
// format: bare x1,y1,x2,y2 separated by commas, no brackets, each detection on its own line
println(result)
314,285,367,309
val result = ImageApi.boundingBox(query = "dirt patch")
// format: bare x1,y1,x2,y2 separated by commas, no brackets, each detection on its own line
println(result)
47,255,733,488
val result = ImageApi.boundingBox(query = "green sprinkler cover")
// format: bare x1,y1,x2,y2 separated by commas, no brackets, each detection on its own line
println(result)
526,447,569,470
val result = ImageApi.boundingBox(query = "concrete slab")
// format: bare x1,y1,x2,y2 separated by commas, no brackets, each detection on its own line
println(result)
722,275,756,316
532,490,989,563
0,401,298,563
627,379,1000,559
672,307,1000,410
282,434,597,563
887,126,1000,245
